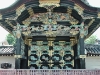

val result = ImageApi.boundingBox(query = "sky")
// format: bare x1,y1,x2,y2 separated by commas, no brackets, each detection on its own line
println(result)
0,0,100,42
0,0,16,42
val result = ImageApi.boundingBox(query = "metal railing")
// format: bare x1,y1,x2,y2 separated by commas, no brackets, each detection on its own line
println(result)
0,69,100,75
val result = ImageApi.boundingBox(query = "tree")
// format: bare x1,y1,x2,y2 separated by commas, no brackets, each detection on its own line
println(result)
85,35,97,44
6,34,16,45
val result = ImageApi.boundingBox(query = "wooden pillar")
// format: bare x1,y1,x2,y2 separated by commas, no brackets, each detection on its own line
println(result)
20,43,28,69
22,44,28,69
15,37,21,69
79,36,86,69
73,43,79,69
14,25,22,69
78,21,87,69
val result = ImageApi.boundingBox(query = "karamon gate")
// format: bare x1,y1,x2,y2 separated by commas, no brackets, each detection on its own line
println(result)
0,0,100,69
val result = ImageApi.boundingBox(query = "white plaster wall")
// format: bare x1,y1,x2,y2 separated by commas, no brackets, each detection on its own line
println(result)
0,56,100,69
86,56,100,69
0,56,15,69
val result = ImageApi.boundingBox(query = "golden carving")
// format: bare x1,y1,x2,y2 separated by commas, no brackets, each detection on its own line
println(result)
28,60,30,66
22,11,78,25
0,14,2,19
48,41,51,46
48,41,53,46
74,4,84,15
98,12,100,18
70,41,74,46
79,55,86,58
28,50,31,56
39,0,60,7
22,18,31,25
5,20,13,27
60,50,64,56
50,50,53,56
67,7,72,15
59,41,65,46
80,33,84,38
71,50,74,56
50,41,53,46
28,39,32,46
16,4,26,16
14,55,22,58
71,60,74,67
47,38,55,41
24,37,29,45
70,30,79,35
70,16,79,25
22,32,29,36
88,19,95,27
70,38,76,46
37,41,43,46
27,7,34,16
45,31,57,37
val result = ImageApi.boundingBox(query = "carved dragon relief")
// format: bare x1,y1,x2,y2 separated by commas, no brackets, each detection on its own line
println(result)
22,12,79,25
22,4,79,25
13,22,88,37
20,7,80,36
13,24,75,36
13,4,88,37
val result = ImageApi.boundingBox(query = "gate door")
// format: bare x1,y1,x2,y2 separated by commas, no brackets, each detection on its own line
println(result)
29,36,74,69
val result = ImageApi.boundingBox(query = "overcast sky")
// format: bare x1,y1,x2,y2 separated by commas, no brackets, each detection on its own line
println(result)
0,0,100,42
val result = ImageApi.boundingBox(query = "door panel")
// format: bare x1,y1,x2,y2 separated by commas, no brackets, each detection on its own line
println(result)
28,37,74,69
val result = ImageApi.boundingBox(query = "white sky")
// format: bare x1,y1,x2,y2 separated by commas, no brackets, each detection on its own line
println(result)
0,0,100,42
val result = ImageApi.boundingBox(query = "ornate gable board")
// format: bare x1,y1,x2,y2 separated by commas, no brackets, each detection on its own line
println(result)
22,12,79,25
74,4,84,16
16,4,26,18
0,0,99,39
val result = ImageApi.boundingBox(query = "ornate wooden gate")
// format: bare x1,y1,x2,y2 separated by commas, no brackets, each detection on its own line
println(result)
28,36,75,69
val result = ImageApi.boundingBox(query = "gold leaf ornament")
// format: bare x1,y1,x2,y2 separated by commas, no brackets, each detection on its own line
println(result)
39,0,60,7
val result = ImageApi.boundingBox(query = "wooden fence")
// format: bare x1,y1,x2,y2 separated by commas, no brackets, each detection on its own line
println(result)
0,69,100,75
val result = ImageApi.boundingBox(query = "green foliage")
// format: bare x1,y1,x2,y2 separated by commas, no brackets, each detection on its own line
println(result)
6,34,16,45
85,35,97,44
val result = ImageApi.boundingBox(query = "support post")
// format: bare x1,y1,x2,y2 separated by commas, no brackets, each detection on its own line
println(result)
15,37,21,69
14,25,22,69
73,44,79,69
20,44,28,69
79,37,86,69
78,21,87,69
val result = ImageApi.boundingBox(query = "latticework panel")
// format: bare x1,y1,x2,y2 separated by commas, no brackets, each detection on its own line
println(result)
29,41,74,69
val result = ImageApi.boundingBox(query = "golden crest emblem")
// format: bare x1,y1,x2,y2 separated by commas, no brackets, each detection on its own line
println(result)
39,0,60,7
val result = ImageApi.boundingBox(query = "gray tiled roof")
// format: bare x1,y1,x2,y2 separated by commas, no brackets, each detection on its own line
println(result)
85,44,100,56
